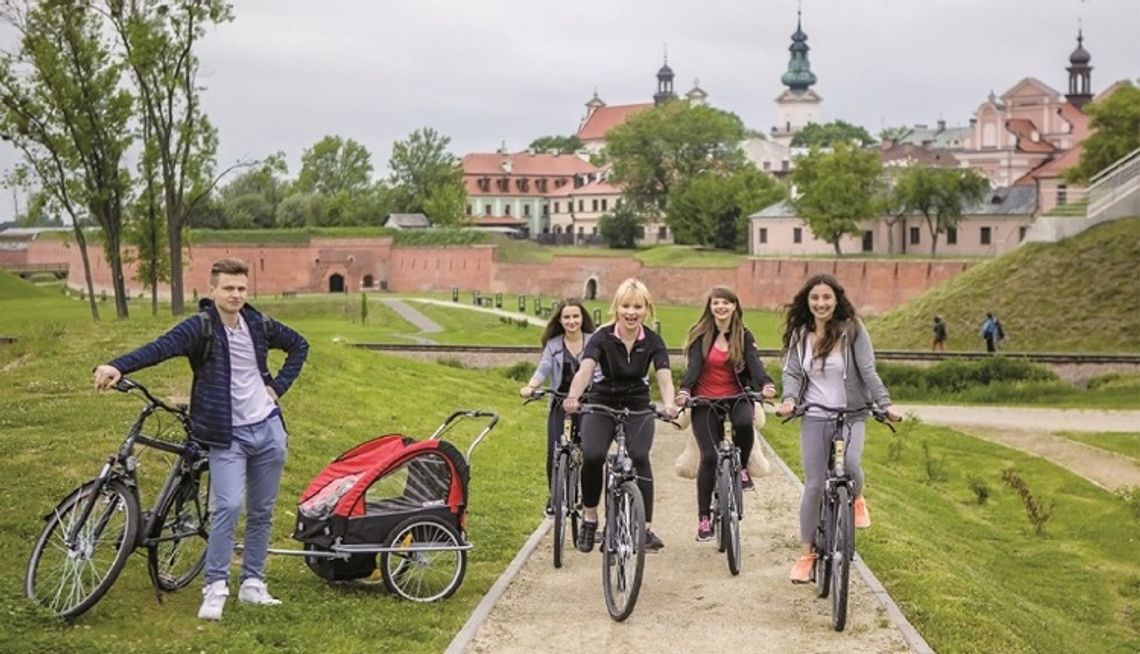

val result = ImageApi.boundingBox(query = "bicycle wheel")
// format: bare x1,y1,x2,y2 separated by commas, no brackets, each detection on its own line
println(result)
147,462,211,591
568,456,581,545
602,480,645,622
814,496,832,599
381,514,466,602
551,450,569,569
831,485,855,632
720,458,742,576
26,479,141,619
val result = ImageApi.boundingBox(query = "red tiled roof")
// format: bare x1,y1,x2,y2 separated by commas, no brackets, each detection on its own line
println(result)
1013,145,1083,185
1004,118,1056,154
576,103,652,141
462,152,597,176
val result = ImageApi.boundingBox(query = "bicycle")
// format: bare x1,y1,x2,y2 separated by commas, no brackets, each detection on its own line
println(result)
684,390,762,576
524,389,582,569
577,402,672,622
782,402,897,632
26,378,211,619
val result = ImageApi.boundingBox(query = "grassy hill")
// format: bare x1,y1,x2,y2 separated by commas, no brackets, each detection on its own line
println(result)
868,217,1140,353
0,270,52,299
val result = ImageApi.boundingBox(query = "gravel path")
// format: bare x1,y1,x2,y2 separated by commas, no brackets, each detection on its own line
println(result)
380,298,443,344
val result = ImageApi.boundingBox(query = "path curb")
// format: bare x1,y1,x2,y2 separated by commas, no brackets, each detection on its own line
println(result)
444,518,552,654
761,432,936,654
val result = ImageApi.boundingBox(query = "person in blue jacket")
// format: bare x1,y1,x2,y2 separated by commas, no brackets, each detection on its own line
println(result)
519,298,596,515
94,258,308,621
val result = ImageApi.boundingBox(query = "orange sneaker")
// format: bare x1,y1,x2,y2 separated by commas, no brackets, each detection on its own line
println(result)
788,553,816,584
853,496,871,529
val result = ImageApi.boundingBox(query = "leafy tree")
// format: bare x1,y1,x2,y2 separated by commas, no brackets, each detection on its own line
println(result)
791,120,876,148
667,167,786,250
1066,83,1140,184
218,153,287,227
109,0,236,316
790,143,883,255
598,205,642,249
1,0,135,318
387,127,465,224
297,136,373,196
274,192,311,228
127,109,169,315
528,134,583,154
13,188,62,227
893,166,989,256
604,102,747,213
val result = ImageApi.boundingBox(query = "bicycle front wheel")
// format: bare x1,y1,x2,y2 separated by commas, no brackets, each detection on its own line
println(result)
602,480,645,622
720,458,742,576
830,485,855,631
551,450,569,569
147,462,211,591
814,497,832,599
26,479,141,619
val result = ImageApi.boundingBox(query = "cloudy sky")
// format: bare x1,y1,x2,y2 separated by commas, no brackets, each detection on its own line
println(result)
1,0,1137,222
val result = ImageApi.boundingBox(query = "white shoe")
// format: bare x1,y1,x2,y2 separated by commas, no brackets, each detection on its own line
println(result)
238,578,282,606
198,580,228,620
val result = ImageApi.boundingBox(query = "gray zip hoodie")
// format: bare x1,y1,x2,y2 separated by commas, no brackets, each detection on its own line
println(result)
781,320,893,417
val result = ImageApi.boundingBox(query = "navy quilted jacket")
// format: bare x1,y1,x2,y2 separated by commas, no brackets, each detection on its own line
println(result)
107,299,308,448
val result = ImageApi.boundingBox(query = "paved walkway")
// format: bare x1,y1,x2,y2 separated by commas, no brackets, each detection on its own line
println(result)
408,297,548,327
380,298,443,344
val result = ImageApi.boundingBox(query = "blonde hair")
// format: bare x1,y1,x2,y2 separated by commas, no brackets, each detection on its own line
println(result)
608,278,656,325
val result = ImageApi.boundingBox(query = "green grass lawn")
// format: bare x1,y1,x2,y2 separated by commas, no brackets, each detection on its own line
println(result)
1053,431,1140,461
764,417,1140,654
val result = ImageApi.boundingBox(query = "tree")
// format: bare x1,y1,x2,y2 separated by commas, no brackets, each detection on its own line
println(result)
1066,83,1140,184
218,153,287,227
667,167,786,251
126,109,169,315
387,127,465,224
790,143,883,255
528,134,583,154
297,135,373,196
893,166,989,256
109,0,236,316
11,187,61,227
598,205,642,249
604,102,747,213
1,0,135,318
791,120,876,148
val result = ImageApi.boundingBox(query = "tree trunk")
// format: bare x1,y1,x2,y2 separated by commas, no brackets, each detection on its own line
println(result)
71,223,99,321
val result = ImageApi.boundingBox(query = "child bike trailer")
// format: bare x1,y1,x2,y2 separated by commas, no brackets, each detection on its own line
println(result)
292,410,497,602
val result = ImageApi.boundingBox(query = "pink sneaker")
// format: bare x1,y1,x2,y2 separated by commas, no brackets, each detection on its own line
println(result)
696,515,714,541
789,553,816,584
853,496,871,529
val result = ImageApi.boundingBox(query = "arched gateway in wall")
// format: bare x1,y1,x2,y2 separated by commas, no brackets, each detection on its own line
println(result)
584,278,598,300
328,274,345,293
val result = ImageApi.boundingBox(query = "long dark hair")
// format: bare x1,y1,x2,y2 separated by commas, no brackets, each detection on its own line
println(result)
540,298,596,346
684,286,745,370
780,273,857,362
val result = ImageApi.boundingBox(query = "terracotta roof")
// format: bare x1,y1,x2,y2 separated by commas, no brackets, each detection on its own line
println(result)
541,178,622,198
1013,145,1083,185
462,152,597,176
1004,118,1056,154
879,143,960,167
576,103,652,141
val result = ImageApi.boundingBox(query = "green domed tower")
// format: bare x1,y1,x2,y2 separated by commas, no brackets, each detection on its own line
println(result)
780,11,818,91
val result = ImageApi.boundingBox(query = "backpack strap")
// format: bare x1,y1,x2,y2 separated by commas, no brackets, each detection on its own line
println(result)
190,311,213,369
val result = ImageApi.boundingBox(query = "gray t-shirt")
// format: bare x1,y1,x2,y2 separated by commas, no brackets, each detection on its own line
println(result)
802,335,846,417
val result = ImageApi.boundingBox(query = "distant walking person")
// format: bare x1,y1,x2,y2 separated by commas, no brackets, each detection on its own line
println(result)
93,258,309,621
980,312,1002,353
931,315,947,352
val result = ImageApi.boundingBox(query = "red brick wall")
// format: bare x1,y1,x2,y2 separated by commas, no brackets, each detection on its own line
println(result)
28,237,971,314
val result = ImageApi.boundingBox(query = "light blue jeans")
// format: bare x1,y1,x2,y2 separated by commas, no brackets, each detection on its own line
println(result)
204,414,287,586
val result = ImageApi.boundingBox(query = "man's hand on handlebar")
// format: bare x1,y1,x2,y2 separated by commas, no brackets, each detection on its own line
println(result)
93,365,122,392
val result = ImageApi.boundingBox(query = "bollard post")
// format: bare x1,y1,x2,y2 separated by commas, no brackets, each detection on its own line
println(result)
495,292,503,309
452,287,459,302
518,295,526,312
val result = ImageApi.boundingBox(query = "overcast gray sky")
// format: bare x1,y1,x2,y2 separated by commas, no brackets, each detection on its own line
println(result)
1,0,1137,222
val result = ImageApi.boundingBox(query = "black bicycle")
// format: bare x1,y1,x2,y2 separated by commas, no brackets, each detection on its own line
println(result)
685,391,761,576
578,403,672,622
524,389,581,569
783,402,896,632
26,378,211,619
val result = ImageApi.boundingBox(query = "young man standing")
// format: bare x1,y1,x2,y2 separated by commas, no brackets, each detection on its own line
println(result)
93,258,308,620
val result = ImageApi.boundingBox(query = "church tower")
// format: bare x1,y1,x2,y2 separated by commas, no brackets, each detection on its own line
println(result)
771,10,823,146
653,54,677,106
1065,28,1093,109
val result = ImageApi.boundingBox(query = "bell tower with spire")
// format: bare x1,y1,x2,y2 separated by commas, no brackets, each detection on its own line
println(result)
653,48,677,106
1065,27,1093,109
771,9,823,146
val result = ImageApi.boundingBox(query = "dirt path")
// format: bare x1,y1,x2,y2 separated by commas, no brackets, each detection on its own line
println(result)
457,425,919,653
897,404,1140,491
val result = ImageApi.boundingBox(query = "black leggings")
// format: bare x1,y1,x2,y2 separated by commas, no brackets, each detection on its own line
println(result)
691,401,754,517
579,410,657,522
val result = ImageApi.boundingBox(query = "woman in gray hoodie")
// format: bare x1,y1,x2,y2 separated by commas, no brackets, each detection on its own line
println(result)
775,274,901,583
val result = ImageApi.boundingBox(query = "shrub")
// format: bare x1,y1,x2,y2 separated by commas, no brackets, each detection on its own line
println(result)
1001,468,1056,536
922,441,946,483
1117,486,1140,521
502,361,533,382
437,357,467,370
968,475,991,505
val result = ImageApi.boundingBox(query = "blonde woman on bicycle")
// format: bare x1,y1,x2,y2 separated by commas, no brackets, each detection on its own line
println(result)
775,274,900,583
564,279,678,552
675,286,776,541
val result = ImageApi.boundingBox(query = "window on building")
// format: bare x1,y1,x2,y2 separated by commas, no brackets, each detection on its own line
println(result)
578,200,584,212
758,228,768,244
466,204,472,215
793,227,802,244
554,201,560,214
1056,184,1068,206
524,204,531,217
980,226,992,245
542,204,549,216
484,204,492,216
578,226,585,234
601,199,608,211
616,198,623,208
592,227,598,235
946,227,957,245
909,227,920,245
763,161,771,171
1019,226,1027,241
781,160,790,171
591,199,598,212
504,205,511,216
658,226,667,239
861,230,874,252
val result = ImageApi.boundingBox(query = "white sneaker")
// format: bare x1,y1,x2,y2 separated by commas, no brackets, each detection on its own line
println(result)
238,578,282,606
198,580,228,620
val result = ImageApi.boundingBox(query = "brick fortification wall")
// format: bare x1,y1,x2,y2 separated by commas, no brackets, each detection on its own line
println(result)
29,237,969,314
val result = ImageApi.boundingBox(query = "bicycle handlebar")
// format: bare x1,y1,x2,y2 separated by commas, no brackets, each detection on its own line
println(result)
113,378,187,416
780,402,899,432
683,390,764,408
579,402,677,426
523,389,568,406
